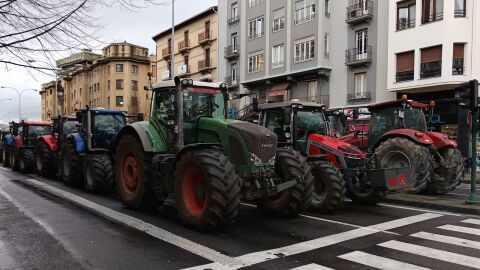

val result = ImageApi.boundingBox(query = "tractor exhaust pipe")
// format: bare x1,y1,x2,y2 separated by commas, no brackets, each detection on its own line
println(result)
174,76,184,152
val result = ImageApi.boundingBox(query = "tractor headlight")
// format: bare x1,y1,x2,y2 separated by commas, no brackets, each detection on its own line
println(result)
249,153,263,166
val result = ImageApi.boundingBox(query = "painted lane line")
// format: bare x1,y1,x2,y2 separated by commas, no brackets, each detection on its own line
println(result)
438,224,480,236
376,203,462,217
183,213,442,270
22,178,238,265
379,240,480,269
462,219,480,226
0,167,7,171
338,251,430,270
290,263,334,270
411,231,480,250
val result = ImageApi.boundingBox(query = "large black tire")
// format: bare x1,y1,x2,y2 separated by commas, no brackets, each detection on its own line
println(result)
11,148,19,171
309,160,346,213
2,146,10,167
0,146,3,164
84,154,114,194
115,134,162,211
174,149,241,231
375,137,431,194
19,148,35,173
257,149,314,217
60,141,81,186
35,141,55,177
427,147,464,194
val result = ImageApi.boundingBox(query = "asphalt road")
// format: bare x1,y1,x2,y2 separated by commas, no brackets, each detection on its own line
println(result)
0,166,479,270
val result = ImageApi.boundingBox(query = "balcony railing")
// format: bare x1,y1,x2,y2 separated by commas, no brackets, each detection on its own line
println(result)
297,95,330,107
345,46,372,66
396,70,414,82
347,91,371,101
294,52,315,63
224,45,239,59
453,58,465,75
420,60,442,78
248,31,264,40
295,13,316,25
162,48,171,59
455,9,466,18
397,19,415,31
228,16,240,25
224,76,239,87
198,31,213,44
178,40,191,52
346,1,373,24
198,59,214,71
422,12,443,24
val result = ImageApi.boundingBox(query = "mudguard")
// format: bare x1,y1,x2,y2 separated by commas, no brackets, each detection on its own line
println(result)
373,129,434,149
114,121,166,153
425,131,458,150
307,134,366,158
67,133,86,154
37,135,57,152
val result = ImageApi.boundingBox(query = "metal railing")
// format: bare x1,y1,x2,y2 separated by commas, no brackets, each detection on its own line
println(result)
224,45,239,59
198,59,213,70
178,40,190,51
396,70,414,82
248,0,262,7
420,60,442,78
162,48,171,58
346,1,373,23
397,19,415,30
228,16,240,25
297,95,330,107
198,31,212,44
453,58,465,75
422,12,443,24
347,91,371,100
294,52,315,63
345,46,373,65
248,30,264,40
295,13,316,25
455,9,466,18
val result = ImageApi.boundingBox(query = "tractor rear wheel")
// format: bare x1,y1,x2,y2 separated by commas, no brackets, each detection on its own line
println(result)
174,149,240,231
427,148,464,194
375,137,431,194
19,148,34,173
60,141,81,186
115,134,162,211
309,160,346,213
84,154,114,194
2,146,10,167
257,149,314,217
35,141,55,177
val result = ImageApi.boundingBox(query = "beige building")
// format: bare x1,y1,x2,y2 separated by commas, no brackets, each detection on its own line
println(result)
153,6,218,82
40,81,59,121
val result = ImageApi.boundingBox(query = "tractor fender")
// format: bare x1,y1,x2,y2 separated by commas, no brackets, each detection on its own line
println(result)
373,129,434,150
425,131,458,150
307,134,366,158
36,135,57,152
66,133,86,154
115,123,155,153
172,143,221,171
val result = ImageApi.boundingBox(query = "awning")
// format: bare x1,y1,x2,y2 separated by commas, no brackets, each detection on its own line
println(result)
268,82,289,97
269,91,285,97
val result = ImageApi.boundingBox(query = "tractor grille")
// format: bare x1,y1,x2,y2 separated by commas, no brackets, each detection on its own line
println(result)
228,121,277,162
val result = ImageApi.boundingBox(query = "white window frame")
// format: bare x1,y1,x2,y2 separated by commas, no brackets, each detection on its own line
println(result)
273,17,285,32
325,0,331,18
307,80,318,101
248,17,265,40
354,73,367,97
248,53,264,74
231,3,239,19
324,33,330,59
249,0,263,7
355,29,368,61
294,37,315,63
295,1,316,25
231,65,238,84
272,44,285,68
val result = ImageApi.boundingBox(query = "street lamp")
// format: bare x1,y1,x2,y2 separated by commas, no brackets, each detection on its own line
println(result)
0,86,38,122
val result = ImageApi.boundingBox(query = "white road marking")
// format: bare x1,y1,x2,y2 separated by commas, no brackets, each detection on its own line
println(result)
376,203,462,217
411,231,480,250
0,166,8,171
462,219,480,226
21,178,237,265
183,213,442,270
438,224,480,236
339,251,430,270
290,263,334,270
379,240,480,269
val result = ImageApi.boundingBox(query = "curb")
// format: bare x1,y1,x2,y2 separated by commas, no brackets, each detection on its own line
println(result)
384,197,480,216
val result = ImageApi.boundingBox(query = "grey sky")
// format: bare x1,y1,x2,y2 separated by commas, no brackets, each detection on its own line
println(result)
0,0,217,124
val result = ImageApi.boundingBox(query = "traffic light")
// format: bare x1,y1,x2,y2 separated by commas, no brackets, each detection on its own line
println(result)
457,79,479,110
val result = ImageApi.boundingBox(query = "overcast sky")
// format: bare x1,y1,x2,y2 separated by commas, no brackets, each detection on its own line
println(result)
0,0,217,124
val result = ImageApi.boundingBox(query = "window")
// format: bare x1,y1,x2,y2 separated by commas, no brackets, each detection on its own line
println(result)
132,65,138,74
116,79,124,90
420,45,442,78
248,53,264,73
248,17,264,39
107,97,110,107
249,0,262,7
272,44,285,68
294,38,315,63
232,3,239,19
231,64,238,84
354,73,367,97
116,96,124,107
396,51,415,82
324,33,330,58
116,64,124,72
152,65,156,77
397,1,416,30
422,0,443,24
107,80,111,90
453,43,465,75
307,81,317,101
325,0,331,17
455,0,466,17
132,80,138,91
295,1,316,25
354,29,369,61
273,8,285,32
231,33,238,50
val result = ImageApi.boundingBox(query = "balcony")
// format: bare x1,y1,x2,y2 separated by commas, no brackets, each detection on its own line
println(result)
224,76,239,87
248,31,264,40
178,40,191,53
453,58,465,75
346,1,373,24
347,91,371,101
161,48,171,59
422,12,443,24
420,60,442,79
455,9,466,18
396,70,414,82
345,46,372,66
228,16,240,25
198,31,213,45
224,45,239,59
397,19,415,31
198,59,214,72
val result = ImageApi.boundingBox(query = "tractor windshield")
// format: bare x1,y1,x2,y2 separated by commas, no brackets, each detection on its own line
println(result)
294,109,327,154
184,87,226,121
403,107,427,132
28,126,51,138
92,114,126,149
63,120,79,134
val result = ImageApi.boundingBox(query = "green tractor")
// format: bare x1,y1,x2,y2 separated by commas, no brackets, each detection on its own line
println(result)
114,77,314,231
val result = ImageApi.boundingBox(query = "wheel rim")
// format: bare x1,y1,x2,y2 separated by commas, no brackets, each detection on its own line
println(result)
121,154,139,195
381,150,411,170
183,169,206,216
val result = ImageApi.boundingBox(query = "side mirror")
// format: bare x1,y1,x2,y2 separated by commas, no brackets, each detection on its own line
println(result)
283,107,291,125
137,113,144,122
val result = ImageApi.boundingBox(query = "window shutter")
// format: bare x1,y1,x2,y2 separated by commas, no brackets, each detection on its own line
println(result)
421,45,442,63
396,51,415,72
453,43,465,58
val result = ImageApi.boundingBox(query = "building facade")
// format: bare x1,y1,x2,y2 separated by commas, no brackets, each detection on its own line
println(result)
40,81,59,121
153,6,218,82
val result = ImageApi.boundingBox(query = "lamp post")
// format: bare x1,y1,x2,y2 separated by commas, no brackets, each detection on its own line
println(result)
0,87,38,121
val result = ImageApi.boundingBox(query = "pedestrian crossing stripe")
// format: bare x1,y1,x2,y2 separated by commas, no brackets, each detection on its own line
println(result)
378,240,480,269
291,263,334,270
462,219,480,226
438,224,480,236
339,251,430,270
411,231,480,250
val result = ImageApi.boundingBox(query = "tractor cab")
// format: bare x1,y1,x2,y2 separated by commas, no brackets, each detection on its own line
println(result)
52,116,79,143
17,121,52,147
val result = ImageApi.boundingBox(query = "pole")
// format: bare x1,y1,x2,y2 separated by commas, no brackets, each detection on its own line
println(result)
466,81,480,204
55,72,58,116
18,92,21,122
171,0,175,78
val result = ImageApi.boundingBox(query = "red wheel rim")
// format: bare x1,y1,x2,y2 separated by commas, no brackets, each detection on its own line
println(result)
183,169,206,216
122,154,139,194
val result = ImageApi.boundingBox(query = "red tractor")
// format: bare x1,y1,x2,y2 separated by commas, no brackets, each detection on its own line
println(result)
35,116,79,177
329,97,464,194
9,121,52,173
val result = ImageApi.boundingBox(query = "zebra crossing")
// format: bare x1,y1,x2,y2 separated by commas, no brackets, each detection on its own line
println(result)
290,218,480,270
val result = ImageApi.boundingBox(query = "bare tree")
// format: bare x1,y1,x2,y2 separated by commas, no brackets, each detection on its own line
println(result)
0,0,169,74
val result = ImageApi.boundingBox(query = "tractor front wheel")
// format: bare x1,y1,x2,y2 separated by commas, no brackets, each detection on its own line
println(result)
257,149,314,217
60,141,81,186
309,160,346,213
19,148,34,173
84,154,114,194
174,149,240,231
427,148,464,194
35,141,55,177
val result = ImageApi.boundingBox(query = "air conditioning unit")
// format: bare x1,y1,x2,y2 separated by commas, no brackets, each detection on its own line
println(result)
161,70,171,80
178,65,188,75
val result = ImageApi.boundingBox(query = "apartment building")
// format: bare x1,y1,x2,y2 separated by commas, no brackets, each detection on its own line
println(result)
153,6,218,82
40,81,59,121
218,0,393,111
